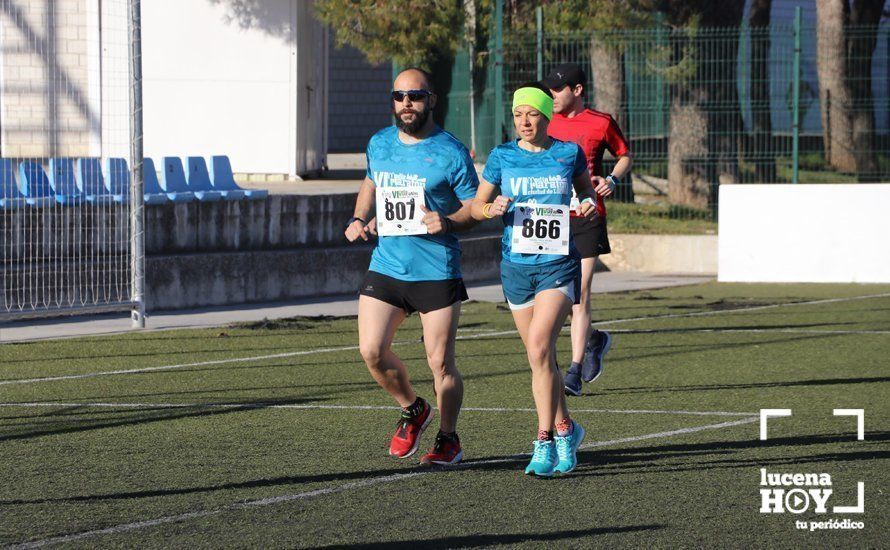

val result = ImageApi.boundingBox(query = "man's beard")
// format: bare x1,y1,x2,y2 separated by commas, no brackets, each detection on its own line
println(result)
394,106,431,135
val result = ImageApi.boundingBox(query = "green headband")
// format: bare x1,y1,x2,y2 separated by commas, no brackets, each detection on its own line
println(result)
512,87,553,119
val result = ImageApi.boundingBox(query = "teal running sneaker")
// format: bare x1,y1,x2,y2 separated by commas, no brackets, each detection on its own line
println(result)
524,439,558,477
554,420,586,474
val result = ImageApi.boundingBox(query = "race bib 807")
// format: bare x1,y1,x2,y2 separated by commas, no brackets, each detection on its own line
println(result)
375,187,427,236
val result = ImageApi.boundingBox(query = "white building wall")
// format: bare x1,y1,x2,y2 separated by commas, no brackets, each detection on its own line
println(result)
141,0,326,176
718,184,890,283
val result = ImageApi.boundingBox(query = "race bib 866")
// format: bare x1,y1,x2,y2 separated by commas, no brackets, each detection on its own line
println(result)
511,202,570,255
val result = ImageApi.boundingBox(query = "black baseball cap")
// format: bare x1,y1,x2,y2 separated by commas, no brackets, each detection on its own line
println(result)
542,63,586,91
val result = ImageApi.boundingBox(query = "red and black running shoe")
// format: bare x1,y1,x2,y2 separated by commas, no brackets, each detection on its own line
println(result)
388,399,433,459
419,432,462,466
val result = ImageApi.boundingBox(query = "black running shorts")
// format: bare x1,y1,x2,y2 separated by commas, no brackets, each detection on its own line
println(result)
571,215,611,258
359,271,468,314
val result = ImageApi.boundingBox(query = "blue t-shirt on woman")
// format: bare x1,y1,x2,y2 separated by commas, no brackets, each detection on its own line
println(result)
482,138,587,266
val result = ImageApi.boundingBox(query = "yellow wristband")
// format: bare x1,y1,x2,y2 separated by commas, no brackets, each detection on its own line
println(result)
482,203,494,219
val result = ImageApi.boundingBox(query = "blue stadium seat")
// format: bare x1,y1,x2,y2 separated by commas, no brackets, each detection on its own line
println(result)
19,161,68,206
48,159,84,205
146,157,194,203
75,158,116,204
210,155,267,200
161,157,220,202
187,156,244,200
0,159,28,209
104,158,169,205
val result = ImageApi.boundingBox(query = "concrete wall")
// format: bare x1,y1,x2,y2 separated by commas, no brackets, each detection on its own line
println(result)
138,193,503,310
719,184,890,283
145,234,501,310
144,195,354,254
137,194,718,310
604,234,717,274
142,194,502,255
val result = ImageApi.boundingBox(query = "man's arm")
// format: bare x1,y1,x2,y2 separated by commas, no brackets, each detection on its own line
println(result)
593,154,632,197
610,154,633,180
345,177,377,242
594,116,633,197
423,148,485,234
447,199,478,231
421,198,480,234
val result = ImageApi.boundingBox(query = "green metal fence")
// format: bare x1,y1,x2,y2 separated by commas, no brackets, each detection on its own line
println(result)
487,19,890,218
408,18,889,222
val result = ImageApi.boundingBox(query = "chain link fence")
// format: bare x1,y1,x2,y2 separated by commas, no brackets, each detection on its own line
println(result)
0,0,143,321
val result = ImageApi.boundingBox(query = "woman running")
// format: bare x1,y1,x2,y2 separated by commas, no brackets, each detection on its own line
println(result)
471,82,599,476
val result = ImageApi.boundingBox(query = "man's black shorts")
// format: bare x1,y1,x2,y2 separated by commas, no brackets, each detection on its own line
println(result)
359,271,468,314
571,215,611,258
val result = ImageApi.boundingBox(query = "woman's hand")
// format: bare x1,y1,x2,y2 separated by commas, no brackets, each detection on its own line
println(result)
486,195,512,217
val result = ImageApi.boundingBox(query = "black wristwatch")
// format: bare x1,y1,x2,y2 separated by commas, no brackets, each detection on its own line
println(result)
606,174,620,191
345,216,365,229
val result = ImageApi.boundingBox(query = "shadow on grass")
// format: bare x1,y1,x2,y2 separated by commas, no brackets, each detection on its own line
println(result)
6,431,885,507
590,376,890,396
0,449,531,506
0,461,428,506
0,397,333,443
572,431,890,478
314,525,665,549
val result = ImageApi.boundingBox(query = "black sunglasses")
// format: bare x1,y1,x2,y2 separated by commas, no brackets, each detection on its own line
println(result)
391,89,432,102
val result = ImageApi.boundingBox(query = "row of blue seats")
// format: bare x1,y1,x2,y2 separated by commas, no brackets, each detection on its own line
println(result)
0,156,267,209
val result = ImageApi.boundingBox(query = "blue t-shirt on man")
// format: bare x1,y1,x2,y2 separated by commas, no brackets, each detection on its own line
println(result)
366,125,479,281
482,138,587,266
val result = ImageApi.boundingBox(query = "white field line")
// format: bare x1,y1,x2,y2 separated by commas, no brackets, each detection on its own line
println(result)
3,292,888,388
590,292,890,328
0,328,520,388
577,416,759,450
605,328,890,335
8,416,757,549
0,346,362,387
0,401,757,417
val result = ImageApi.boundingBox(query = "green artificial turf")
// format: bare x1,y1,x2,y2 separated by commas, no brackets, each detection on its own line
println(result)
1,282,887,548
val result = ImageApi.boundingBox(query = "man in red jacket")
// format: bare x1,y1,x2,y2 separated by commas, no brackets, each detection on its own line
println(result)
543,63,633,396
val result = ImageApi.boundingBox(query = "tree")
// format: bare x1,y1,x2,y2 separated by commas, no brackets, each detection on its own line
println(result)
658,0,746,209
536,1,653,203
542,1,652,131
315,0,469,131
815,0,884,179
749,0,775,182
314,0,465,69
